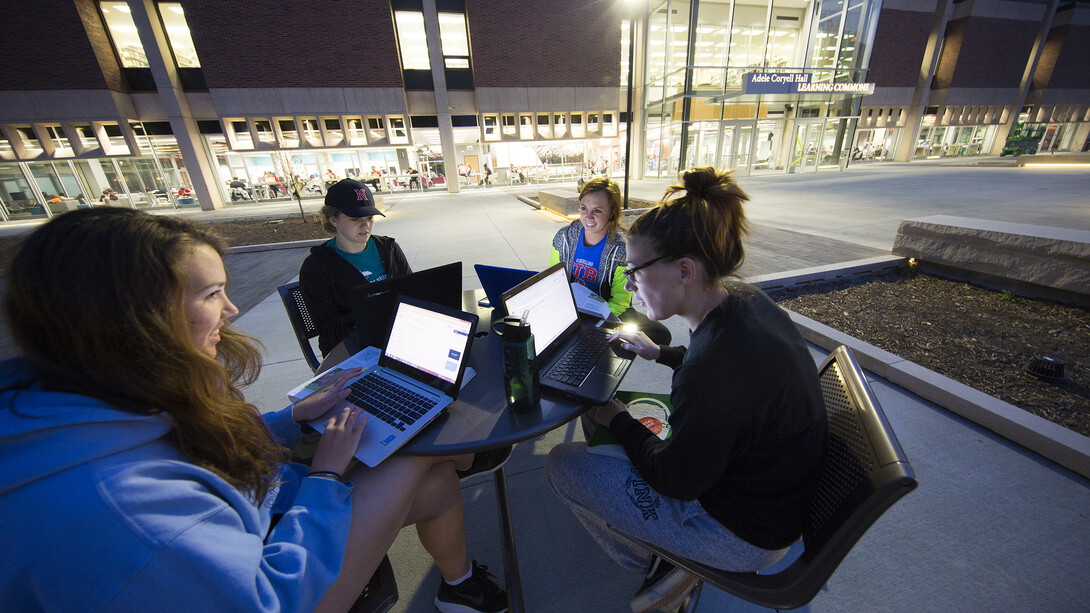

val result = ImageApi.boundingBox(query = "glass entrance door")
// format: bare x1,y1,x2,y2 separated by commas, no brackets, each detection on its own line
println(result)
734,126,753,173
792,121,823,173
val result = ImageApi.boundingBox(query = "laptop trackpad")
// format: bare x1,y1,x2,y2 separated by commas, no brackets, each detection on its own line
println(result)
596,356,628,377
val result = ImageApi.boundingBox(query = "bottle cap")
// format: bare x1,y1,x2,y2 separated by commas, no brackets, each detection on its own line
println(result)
502,315,531,342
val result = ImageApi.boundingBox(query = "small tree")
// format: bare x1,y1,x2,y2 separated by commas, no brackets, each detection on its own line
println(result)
271,150,309,222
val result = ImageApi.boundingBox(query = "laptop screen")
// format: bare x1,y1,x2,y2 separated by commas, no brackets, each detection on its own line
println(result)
384,300,473,385
503,264,578,357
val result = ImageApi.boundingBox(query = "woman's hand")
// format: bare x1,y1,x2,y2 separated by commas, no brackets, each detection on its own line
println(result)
310,405,367,476
607,329,661,361
592,398,629,427
291,367,364,424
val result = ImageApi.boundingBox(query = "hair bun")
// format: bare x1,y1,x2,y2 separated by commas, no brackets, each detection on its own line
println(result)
683,167,717,202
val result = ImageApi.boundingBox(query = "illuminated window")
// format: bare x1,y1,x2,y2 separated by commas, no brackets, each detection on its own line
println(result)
158,3,201,68
100,1,149,67
482,114,499,141
438,12,470,69
394,11,432,70
388,116,409,144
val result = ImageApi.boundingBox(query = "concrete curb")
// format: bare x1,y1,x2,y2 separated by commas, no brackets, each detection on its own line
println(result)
751,261,1090,480
225,238,325,255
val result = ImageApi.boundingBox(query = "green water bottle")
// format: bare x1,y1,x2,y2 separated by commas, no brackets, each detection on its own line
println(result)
502,315,540,413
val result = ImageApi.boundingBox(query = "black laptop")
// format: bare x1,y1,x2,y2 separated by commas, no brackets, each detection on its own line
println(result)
501,262,634,404
350,262,462,349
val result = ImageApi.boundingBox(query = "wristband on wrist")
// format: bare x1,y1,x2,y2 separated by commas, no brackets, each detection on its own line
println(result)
307,471,342,482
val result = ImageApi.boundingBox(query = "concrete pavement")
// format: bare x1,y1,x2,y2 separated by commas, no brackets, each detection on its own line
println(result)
227,161,1090,612
3,160,1089,611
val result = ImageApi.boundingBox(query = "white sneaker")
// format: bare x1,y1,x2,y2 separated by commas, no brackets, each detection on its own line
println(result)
630,559,698,613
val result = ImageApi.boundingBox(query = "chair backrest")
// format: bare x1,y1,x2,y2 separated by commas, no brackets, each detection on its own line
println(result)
643,345,917,611
277,282,321,373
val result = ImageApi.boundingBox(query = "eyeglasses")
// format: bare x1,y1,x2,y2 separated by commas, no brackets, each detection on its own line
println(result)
622,255,670,281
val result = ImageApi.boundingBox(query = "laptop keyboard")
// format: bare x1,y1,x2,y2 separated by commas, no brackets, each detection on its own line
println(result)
543,328,610,386
347,372,433,432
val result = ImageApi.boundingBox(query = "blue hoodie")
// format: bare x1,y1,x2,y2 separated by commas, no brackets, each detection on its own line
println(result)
0,358,353,612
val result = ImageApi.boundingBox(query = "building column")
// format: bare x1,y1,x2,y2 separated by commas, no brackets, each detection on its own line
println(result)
895,0,951,162
989,0,1060,155
127,0,223,210
422,0,460,194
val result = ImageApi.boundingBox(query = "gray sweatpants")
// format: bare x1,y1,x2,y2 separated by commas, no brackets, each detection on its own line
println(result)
545,442,789,573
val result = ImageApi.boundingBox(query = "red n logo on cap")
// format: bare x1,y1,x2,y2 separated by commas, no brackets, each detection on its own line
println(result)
354,188,369,201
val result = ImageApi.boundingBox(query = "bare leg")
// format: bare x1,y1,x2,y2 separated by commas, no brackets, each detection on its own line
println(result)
314,455,470,612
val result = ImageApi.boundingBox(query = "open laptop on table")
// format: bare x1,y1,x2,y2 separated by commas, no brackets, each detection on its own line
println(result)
501,262,634,404
474,264,537,314
311,295,479,467
350,261,462,349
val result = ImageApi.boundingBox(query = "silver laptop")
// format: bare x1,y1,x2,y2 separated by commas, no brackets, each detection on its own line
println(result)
501,262,634,404
310,295,479,467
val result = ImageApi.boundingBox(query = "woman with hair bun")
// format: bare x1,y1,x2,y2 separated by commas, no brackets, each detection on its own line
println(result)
0,208,507,613
546,167,828,613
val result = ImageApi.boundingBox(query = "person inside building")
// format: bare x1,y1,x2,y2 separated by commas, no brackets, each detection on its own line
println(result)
0,208,509,613
299,179,411,356
549,177,671,346
545,168,828,613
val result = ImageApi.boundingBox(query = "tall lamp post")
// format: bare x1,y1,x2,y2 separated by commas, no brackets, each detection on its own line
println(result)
623,0,638,209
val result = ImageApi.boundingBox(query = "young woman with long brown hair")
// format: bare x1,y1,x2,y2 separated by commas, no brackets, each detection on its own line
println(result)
0,208,506,613
546,168,828,613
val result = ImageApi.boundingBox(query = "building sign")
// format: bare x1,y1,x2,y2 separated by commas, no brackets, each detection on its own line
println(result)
743,72,811,94
742,72,874,95
797,82,876,94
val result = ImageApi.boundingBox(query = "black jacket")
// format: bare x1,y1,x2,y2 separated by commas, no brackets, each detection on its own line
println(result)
611,283,828,550
298,236,411,355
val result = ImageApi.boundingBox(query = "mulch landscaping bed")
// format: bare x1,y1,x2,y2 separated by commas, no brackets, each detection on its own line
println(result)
768,267,1090,437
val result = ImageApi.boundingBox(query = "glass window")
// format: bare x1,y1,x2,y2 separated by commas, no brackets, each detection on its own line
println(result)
11,126,44,158
0,163,44,219
254,119,276,147
836,5,862,74
0,133,14,160
158,3,200,67
344,116,366,146
483,114,499,141
300,118,322,146
277,119,300,148
667,0,691,77
394,11,431,70
388,116,409,144
729,4,769,70
438,13,469,56
28,162,67,201
322,117,344,146
647,1,668,86
100,1,149,67
811,1,843,72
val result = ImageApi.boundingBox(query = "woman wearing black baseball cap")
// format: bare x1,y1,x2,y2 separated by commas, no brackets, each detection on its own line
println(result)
299,179,412,356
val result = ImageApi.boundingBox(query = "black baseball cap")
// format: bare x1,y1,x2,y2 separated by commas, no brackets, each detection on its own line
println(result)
324,179,384,218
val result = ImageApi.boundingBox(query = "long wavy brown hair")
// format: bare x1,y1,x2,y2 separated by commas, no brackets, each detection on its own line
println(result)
627,166,750,284
4,208,286,500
